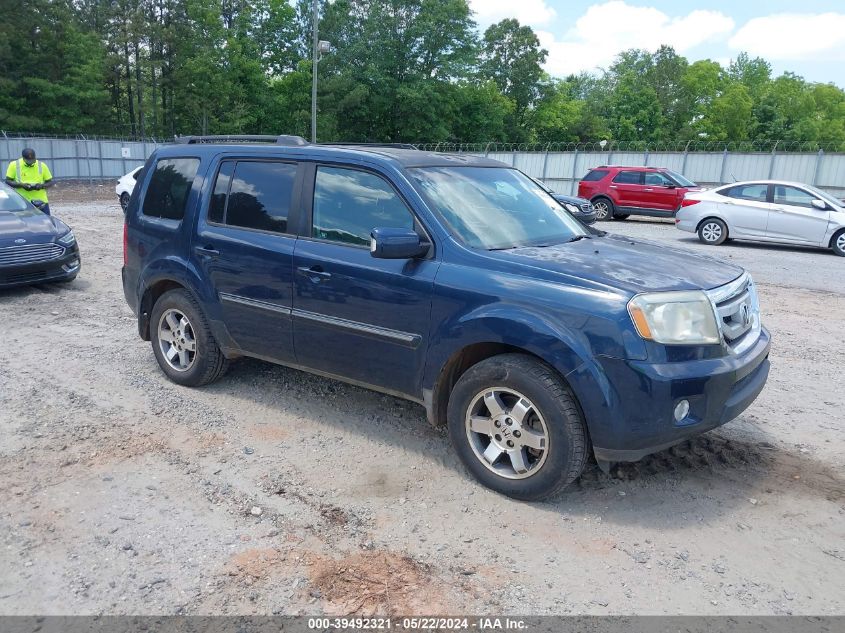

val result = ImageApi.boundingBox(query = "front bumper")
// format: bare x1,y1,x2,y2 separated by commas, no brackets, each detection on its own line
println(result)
588,327,771,462
0,244,81,288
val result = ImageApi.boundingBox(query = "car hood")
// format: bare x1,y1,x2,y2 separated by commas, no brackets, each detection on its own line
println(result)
551,193,590,206
503,233,744,294
0,208,64,244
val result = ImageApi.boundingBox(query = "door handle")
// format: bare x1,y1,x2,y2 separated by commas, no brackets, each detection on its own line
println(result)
297,265,332,282
644,188,654,191
195,245,220,257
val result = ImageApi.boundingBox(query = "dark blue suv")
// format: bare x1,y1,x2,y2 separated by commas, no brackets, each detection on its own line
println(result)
122,136,770,500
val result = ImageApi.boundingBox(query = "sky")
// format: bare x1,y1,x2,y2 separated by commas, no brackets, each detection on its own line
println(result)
467,0,845,87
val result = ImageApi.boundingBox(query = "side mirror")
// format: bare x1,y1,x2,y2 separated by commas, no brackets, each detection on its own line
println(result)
665,183,677,189
370,227,430,259
811,199,828,210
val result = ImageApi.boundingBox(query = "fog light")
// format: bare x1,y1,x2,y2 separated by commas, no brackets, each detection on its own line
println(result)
674,399,690,422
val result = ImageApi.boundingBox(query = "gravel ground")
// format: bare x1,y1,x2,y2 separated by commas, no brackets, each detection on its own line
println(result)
0,200,843,616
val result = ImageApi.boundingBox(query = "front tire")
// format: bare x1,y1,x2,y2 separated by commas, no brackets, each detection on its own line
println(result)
592,198,614,221
447,354,588,501
698,218,728,245
613,213,630,220
120,192,131,212
832,229,845,257
150,289,229,387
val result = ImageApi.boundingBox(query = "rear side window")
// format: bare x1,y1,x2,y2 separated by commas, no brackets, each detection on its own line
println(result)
612,170,642,184
582,169,608,182
209,161,296,234
312,166,414,247
720,183,769,202
142,158,199,220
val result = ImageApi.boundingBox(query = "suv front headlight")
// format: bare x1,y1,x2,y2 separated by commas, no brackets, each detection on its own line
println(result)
58,230,76,246
628,290,720,345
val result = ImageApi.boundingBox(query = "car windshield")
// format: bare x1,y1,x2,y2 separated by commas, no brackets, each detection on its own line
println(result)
0,184,29,212
666,170,697,187
410,167,588,250
803,184,842,208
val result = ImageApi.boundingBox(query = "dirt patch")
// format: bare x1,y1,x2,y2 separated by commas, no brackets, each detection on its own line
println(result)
247,423,290,443
310,551,448,616
226,548,287,581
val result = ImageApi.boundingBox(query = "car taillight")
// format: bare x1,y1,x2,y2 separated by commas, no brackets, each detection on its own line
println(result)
123,223,128,266
681,199,700,207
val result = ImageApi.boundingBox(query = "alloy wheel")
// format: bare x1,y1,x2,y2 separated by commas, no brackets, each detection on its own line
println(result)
593,201,610,220
464,388,550,480
157,309,197,372
837,233,845,253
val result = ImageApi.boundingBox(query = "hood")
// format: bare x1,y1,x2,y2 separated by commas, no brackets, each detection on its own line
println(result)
503,233,744,295
0,208,62,245
552,193,590,206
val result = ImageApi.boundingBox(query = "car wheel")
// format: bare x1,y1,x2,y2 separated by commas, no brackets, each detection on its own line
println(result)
120,192,130,212
832,230,845,257
698,218,728,245
592,198,614,221
150,289,229,387
447,354,588,501
613,213,630,220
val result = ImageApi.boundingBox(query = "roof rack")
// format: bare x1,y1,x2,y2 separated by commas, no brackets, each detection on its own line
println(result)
173,135,308,146
321,142,419,150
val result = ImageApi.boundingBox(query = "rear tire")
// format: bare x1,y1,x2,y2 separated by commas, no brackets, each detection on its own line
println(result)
447,354,588,501
832,229,845,257
150,289,229,387
592,198,614,221
698,218,728,245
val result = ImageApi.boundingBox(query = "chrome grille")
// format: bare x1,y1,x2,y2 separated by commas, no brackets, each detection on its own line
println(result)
580,203,593,212
706,273,761,355
0,243,64,267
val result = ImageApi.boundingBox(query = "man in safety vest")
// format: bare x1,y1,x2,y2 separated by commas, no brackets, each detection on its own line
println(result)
5,148,55,215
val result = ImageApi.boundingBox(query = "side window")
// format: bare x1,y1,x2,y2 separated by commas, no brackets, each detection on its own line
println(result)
312,166,414,247
773,185,816,208
721,183,769,202
582,169,608,182
224,161,296,234
644,172,673,186
142,158,199,220
208,161,234,224
612,170,642,185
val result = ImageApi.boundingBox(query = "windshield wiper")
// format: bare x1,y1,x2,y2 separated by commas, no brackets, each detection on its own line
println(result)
566,235,592,243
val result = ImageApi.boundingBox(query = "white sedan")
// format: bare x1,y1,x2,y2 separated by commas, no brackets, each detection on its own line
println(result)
116,166,143,212
676,180,845,256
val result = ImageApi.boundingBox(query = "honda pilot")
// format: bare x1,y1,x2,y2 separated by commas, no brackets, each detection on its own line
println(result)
122,136,771,500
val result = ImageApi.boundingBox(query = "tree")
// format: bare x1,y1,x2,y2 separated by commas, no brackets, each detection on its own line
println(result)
480,19,546,138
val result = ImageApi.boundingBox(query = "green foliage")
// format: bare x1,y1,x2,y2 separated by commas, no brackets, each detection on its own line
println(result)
0,2,843,149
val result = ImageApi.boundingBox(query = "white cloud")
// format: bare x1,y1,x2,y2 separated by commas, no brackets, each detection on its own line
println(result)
535,1,734,77
729,13,845,61
468,0,557,29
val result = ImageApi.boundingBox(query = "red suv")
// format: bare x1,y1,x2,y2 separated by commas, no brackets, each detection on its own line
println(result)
577,166,701,221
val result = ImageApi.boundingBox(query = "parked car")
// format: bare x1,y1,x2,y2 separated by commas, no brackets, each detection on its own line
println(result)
676,180,845,256
122,136,770,500
529,177,597,225
116,166,143,211
578,165,702,221
0,182,80,288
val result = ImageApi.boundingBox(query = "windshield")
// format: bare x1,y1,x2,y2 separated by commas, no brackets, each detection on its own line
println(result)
666,170,697,187
804,184,843,208
0,183,29,212
410,167,588,250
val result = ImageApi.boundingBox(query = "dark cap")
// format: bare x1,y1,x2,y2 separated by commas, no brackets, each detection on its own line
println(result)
22,148,36,160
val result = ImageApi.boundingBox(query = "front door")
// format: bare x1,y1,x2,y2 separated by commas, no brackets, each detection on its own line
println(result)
193,159,300,362
767,185,831,245
292,164,437,398
642,171,681,212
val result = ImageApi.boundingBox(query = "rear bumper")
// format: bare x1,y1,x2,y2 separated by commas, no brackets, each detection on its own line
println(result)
0,244,81,288
587,328,771,462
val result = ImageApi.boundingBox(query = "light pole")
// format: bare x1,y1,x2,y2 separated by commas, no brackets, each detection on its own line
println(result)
310,2,331,143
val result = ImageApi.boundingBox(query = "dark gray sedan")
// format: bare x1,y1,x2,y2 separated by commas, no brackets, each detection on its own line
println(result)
530,177,597,224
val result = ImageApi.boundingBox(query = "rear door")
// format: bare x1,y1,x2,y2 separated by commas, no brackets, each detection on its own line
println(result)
609,170,643,208
193,158,300,362
717,183,772,238
291,163,437,398
642,171,681,212
767,184,831,245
